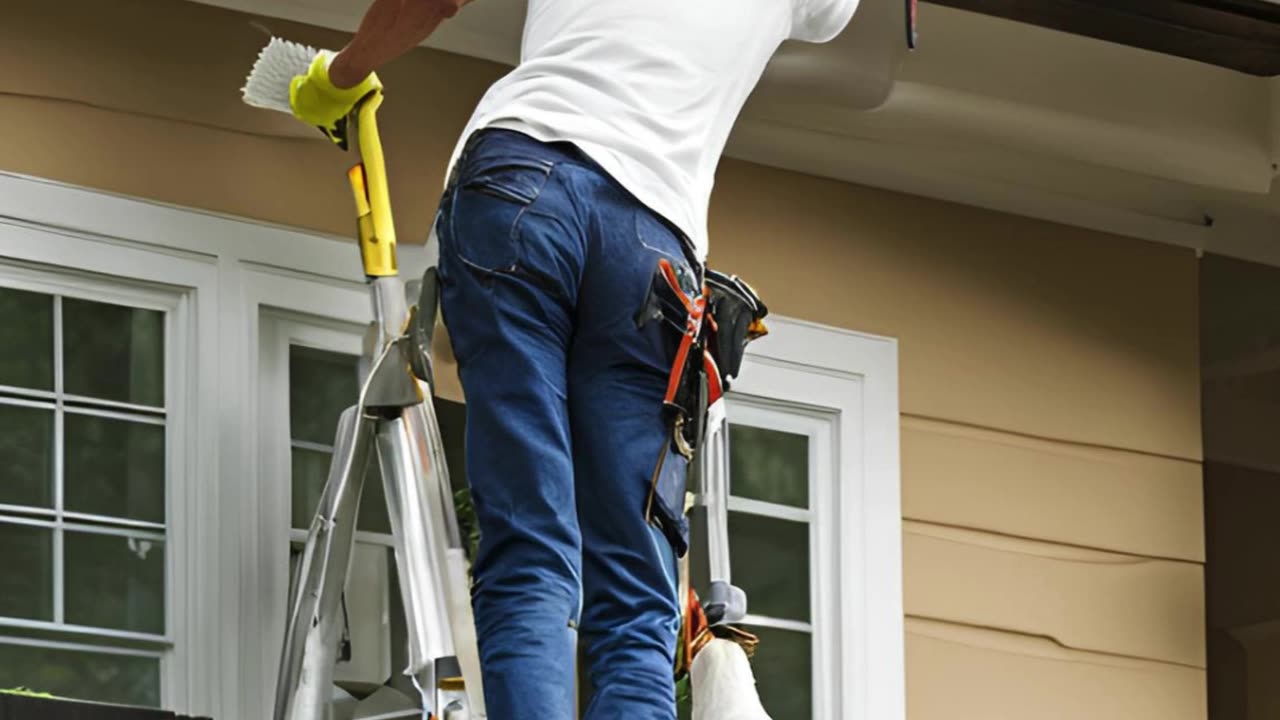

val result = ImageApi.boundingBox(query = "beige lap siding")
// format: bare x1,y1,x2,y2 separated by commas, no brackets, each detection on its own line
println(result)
902,417,1203,562
908,618,1206,720
708,160,1201,460
0,0,1205,716
710,162,1203,717
904,521,1204,667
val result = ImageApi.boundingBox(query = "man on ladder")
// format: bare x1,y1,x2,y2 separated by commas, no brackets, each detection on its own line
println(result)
287,0,859,717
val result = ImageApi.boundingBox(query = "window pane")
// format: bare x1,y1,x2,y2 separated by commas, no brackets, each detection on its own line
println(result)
749,626,812,720
290,346,358,446
0,523,52,621
292,447,328,531
728,512,809,621
729,425,808,508
0,641,159,707
0,404,54,508
0,287,53,390
292,447,389,534
64,414,165,523
63,298,165,407
64,531,164,635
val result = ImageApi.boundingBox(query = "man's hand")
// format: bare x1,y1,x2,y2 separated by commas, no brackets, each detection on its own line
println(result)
288,51,383,133
325,0,473,90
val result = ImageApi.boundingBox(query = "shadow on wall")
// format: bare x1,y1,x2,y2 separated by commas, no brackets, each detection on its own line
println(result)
1201,253,1280,720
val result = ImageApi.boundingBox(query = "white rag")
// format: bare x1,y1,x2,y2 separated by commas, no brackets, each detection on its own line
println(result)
691,638,773,720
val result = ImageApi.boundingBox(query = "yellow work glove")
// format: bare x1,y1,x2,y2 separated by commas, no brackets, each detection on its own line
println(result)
289,51,382,138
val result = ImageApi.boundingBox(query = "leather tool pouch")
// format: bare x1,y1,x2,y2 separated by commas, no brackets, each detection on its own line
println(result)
704,269,769,391
638,262,769,557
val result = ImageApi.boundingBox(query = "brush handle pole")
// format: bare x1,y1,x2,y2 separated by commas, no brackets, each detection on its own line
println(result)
354,90,398,278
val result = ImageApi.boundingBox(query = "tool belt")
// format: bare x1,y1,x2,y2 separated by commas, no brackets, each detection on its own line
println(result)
640,259,769,555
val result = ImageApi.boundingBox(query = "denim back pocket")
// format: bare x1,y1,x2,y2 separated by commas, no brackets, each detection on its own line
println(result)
447,157,554,275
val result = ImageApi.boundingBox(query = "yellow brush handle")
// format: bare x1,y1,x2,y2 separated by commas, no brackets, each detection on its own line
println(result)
348,90,398,278
348,164,377,255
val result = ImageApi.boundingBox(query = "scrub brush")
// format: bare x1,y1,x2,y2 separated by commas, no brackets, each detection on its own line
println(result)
240,36,327,114
241,37,355,146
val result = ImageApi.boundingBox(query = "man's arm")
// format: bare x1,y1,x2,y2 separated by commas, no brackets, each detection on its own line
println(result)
329,0,474,88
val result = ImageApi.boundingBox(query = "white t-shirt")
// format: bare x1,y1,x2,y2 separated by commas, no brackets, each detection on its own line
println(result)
447,0,860,262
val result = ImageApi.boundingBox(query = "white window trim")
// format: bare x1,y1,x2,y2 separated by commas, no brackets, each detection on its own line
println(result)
0,171,400,719
732,317,905,720
0,213,215,713
0,170,903,720
0,264,182,641
263,319,400,550
260,311,416,693
0,170,438,718
717,400,832,711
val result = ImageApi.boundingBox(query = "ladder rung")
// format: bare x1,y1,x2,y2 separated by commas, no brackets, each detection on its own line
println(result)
438,676,466,692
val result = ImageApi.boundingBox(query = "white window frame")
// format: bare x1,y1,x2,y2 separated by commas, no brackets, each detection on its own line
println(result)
0,263,181,637
713,398,837,715
257,311,372,542
259,314,401,551
0,212,216,713
0,171,903,720
243,282,379,716
731,318,905,720
257,312,404,688
0,171,401,719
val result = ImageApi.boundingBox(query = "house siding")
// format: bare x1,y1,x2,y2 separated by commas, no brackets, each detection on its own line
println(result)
0,0,1205,717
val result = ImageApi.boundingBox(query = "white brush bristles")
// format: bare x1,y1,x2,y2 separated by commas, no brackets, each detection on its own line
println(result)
240,37,327,114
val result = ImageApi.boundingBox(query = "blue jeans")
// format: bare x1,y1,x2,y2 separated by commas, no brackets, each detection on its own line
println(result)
434,128,697,719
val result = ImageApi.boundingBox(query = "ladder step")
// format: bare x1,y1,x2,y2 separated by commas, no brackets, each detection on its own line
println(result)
438,676,466,692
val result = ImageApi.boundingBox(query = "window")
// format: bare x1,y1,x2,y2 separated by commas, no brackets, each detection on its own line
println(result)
677,325,904,720
685,399,837,719
0,282,173,708
288,344,392,536
262,315,469,717
285,341,399,706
